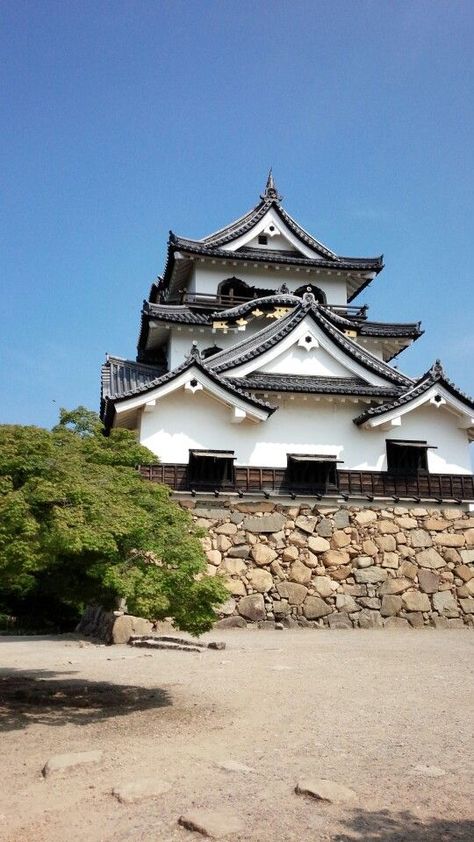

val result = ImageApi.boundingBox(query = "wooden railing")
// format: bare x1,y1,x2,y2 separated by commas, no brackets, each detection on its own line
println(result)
166,291,367,319
138,464,474,501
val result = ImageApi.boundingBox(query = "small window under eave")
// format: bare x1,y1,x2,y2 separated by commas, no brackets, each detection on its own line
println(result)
188,449,235,488
386,440,437,476
287,453,342,491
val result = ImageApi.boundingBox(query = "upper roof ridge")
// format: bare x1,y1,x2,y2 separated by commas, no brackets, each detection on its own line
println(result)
260,168,282,203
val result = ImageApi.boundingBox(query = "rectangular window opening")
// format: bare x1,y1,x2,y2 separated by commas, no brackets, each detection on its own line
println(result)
188,450,235,488
258,234,268,245
286,454,341,493
386,440,431,475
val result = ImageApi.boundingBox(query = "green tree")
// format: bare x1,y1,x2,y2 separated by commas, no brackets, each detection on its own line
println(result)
0,408,227,635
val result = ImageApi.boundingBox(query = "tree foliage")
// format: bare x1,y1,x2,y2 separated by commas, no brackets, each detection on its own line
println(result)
0,408,227,634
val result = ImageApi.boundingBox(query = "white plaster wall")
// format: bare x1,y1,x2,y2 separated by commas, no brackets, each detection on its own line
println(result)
261,344,354,377
168,322,265,369
188,264,348,306
138,391,472,474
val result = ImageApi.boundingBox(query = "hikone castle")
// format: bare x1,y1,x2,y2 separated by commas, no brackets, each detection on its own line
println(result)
101,173,474,506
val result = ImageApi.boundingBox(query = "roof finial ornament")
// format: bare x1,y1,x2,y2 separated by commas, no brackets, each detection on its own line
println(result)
261,168,282,203
431,359,444,378
187,340,201,361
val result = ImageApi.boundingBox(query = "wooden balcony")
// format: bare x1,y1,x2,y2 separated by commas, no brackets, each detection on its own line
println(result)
167,291,368,320
138,464,474,502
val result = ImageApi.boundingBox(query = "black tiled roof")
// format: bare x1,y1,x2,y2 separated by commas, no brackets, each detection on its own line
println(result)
207,297,413,388
353,360,474,425
225,373,401,398
101,348,277,430
320,306,423,339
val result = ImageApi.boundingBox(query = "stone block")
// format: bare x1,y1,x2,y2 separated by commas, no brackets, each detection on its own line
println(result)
316,518,333,537
313,576,338,598
432,590,459,617
225,578,247,597
295,515,317,534
423,518,449,531
247,569,273,593
333,510,350,528
382,552,399,569
407,612,425,628
402,591,430,612
418,569,439,594
276,581,308,604
376,535,397,552
362,539,378,556
228,544,250,558
243,514,286,533
400,560,417,579
331,530,351,549
331,565,352,580
359,597,381,609
322,549,350,567
380,595,402,616
215,522,238,535
335,594,358,612
460,549,474,563
206,549,222,566
354,567,388,584
410,529,432,548
303,595,332,619
378,577,412,595
215,616,247,629
358,609,383,628
396,517,418,529
416,548,445,569
355,510,377,525
220,558,246,575
42,751,102,777
289,560,312,585
112,615,153,645
378,520,399,534
433,533,465,548
459,598,474,614
328,612,353,629
384,616,410,628
251,543,278,566
308,535,331,553
455,564,474,582
237,594,265,622
464,528,474,546
219,598,236,616
272,600,289,616
282,545,299,562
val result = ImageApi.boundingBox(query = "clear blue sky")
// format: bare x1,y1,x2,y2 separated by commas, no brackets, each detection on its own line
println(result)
2,0,473,428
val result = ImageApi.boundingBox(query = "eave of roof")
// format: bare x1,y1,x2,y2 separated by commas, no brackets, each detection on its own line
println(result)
353,360,474,425
207,296,413,388
101,349,277,430
224,373,401,398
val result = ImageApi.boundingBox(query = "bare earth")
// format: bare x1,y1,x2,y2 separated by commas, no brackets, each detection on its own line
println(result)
0,630,473,842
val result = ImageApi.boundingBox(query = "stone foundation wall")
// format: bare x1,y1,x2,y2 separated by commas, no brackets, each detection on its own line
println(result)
187,502,474,629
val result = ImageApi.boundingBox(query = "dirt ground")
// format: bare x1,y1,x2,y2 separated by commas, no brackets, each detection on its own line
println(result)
0,629,473,842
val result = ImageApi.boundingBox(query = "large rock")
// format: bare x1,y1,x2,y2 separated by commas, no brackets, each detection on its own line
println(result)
410,529,432,548
455,564,474,582
295,515,317,534
433,533,465,547
206,550,222,566
402,591,430,612
424,517,449,531
396,517,418,529
220,558,246,575
333,510,350,528
460,598,474,614
112,615,153,645
251,543,277,566
460,549,474,563
416,548,445,569
237,594,265,622
228,544,250,558
335,594,358,612
313,576,338,598
215,616,247,629
382,552,399,569
358,609,383,628
316,518,333,537
376,535,397,552
355,510,377,525
322,549,350,567
418,569,439,594
331,565,352,580
378,520,399,534
354,567,388,584
289,560,312,584
331,530,351,549
328,612,353,629
432,591,459,617
224,578,247,597
215,522,238,535
378,577,412,595
308,535,331,553
380,595,402,616
276,581,308,604
384,616,410,629
282,545,299,562
362,539,378,556
465,528,474,546
219,598,236,616
303,596,332,619
42,751,102,777
247,569,273,593
243,514,286,533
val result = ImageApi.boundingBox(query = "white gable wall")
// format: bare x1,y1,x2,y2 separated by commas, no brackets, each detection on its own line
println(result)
138,390,472,474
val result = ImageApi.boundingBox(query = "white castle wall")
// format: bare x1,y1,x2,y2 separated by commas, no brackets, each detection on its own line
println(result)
139,391,472,474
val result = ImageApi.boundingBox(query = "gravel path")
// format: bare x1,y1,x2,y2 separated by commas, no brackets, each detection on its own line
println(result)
0,630,473,841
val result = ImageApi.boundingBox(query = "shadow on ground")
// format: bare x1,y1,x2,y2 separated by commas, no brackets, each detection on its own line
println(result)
0,668,171,731
334,809,474,841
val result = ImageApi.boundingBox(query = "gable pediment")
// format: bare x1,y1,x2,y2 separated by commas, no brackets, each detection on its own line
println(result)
219,209,330,260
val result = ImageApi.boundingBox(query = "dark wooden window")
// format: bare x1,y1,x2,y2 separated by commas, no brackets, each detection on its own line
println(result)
287,454,339,492
258,234,268,245
188,450,235,488
201,345,223,359
386,440,429,475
